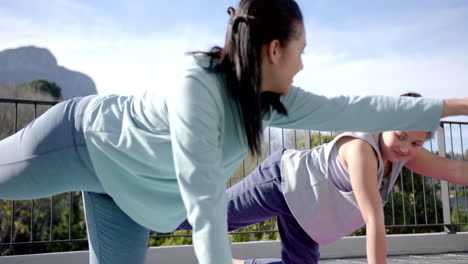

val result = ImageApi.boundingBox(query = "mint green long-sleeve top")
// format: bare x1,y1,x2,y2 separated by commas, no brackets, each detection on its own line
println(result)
81,55,443,264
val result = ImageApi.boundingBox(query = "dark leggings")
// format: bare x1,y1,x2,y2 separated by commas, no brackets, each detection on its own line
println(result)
178,149,320,264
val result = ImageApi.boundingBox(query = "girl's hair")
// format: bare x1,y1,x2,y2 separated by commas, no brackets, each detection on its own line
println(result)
400,92,434,140
191,0,303,154
400,92,422,98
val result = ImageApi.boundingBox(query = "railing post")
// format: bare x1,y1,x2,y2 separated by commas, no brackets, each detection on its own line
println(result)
437,125,454,233
305,130,311,149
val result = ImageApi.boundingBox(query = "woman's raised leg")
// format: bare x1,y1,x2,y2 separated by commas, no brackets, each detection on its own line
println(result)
0,96,103,200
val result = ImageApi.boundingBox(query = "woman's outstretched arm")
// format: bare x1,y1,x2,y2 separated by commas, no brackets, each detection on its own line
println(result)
271,86,468,133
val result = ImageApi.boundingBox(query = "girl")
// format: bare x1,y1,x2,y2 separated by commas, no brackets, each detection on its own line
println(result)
178,99,468,264
1,0,468,263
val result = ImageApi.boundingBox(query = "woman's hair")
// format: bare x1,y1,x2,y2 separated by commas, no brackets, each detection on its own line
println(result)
191,0,303,154
400,92,434,140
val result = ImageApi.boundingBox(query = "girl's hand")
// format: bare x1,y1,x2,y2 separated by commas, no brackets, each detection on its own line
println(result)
442,98,468,117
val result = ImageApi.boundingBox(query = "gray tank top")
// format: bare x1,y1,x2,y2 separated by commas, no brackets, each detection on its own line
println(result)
328,145,352,192
280,132,405,245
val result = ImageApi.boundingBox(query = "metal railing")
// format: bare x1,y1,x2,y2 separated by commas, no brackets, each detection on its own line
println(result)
1,98,467,256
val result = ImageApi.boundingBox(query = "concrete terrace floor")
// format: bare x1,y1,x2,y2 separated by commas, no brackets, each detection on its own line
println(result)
2,233,468,264
320,252,468,263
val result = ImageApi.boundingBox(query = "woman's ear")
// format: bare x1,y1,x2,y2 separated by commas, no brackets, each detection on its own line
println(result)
266,39,281,64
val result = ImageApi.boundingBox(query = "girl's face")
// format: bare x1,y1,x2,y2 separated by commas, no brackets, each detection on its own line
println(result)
261,22,306,95
379,131,429,163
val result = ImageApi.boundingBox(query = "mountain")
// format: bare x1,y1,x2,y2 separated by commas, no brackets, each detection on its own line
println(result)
0,46,97,99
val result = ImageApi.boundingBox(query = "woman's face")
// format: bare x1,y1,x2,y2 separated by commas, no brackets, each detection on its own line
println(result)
379,131,429,162
261,22,306,95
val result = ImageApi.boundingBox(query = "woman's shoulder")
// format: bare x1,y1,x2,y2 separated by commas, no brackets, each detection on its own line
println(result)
178,54,225,93
183,54,219,77
164,55,227,115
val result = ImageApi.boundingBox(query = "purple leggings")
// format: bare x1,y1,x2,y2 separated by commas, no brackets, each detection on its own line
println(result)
178,149,320,264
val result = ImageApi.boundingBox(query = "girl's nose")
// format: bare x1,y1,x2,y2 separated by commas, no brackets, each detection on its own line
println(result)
399,144,408,153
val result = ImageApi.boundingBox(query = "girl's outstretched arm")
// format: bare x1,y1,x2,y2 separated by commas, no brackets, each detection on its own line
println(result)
405,148,468,186
341,138,387,264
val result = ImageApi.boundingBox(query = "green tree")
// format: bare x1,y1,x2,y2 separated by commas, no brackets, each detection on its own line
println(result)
1,192,87,256
28,79,62,99
383,168,444,234
451,205,468,232
296,131,335,149
16,79,62,100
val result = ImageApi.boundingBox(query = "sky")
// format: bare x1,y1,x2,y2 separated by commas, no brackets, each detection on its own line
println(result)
1,0,468,121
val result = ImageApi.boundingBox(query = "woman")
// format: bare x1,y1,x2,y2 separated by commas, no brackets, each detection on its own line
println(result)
1,0,468,263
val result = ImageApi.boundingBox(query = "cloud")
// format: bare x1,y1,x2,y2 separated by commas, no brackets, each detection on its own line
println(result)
296,51,468,97
295,4,468,100
52,25,223,95
0,1,223,95
303,4,468,56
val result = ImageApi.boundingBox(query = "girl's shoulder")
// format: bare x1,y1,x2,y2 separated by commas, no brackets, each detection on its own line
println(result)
335,133,379,166
333,132,378,151
336,136,375,154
